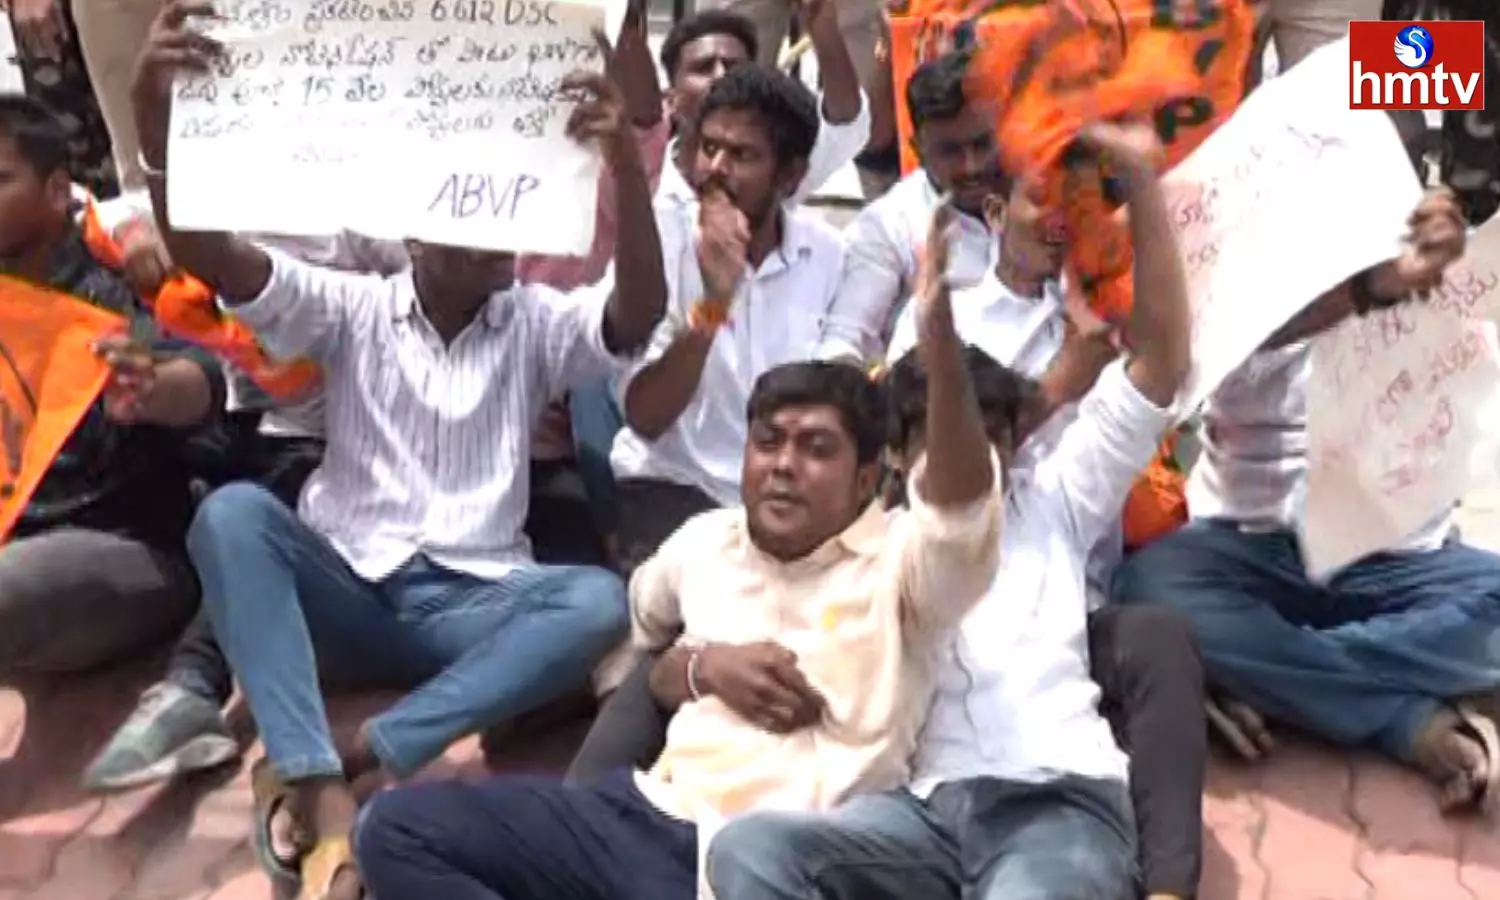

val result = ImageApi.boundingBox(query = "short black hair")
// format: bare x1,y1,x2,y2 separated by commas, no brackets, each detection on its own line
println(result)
906,49,973,132
659,10,759,81
886,344,1040,454
0,94,69,177
747,361,886,466
698,64,819,167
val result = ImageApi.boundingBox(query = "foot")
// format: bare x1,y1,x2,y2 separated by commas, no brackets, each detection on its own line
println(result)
83,682,240,792
1412,706,1494,813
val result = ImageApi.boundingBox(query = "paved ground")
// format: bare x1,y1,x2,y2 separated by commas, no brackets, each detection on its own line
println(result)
0,491,1497,899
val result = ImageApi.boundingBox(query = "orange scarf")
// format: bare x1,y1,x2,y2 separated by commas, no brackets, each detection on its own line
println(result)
78,199,321,400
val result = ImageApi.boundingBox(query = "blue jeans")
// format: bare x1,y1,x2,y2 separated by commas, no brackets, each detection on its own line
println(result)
186,482,629,781
707,777,1137,900
1112,519,1500,762
568,379,625,537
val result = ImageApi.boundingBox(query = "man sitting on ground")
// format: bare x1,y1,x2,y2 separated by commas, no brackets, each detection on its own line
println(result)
707,118,1191,900
132,5,667,897
609,64,846,574
0,95,221,758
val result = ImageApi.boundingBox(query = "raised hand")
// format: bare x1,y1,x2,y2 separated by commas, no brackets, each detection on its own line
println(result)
562,29,629,161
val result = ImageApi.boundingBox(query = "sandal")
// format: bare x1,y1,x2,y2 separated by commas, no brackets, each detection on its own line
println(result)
251,758,303,893
298,835,359,900
1454,702,1500,812
1205,695,1273,762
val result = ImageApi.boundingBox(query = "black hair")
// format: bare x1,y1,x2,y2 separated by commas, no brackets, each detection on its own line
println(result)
0,94,69,178
906,48,973,133
659,10,759,81
886,344,1040,454
747,361,887,466
698,64,819,167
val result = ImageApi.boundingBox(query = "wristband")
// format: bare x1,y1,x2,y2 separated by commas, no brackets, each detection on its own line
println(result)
686,648,706,701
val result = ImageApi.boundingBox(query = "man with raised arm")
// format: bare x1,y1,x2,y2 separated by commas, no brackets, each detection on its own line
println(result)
130,4,667,898
708,120,1194,900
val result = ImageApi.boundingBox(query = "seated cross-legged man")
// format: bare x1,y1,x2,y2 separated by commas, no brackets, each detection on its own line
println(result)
353,232,1006,899
132,8,667,899
876,173,1207,900
567,7,869,548
608,64,847,575
1113,183,1489,812
0,94,222,741
707,119,1192,900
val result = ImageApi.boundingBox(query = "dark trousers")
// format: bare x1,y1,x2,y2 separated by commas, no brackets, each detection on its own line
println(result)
355,767,697,900
615,478,720,579
570,604,1207,899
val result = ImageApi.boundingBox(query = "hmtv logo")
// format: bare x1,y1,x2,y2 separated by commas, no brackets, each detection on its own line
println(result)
1349,20,1486,110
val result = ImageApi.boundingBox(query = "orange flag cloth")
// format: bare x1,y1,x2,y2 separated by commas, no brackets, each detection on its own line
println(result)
0,277,125,540
891,0,1255,324
78,198,321,401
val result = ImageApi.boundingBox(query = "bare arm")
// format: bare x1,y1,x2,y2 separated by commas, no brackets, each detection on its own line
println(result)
799,0,861,125
598,131,668,353
623,327,716,438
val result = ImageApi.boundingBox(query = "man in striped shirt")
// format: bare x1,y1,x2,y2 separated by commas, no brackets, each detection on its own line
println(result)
130,4,669,897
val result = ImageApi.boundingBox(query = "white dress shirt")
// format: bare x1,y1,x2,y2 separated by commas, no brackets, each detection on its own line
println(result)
1190,342,1452,552
655,90,872,209
229,250,626,581
911,361,1173,793
819,170,995,363
610,206,845,505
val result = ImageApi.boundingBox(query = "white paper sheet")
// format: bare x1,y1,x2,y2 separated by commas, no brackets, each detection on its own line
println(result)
0,19,26,94
166,0,625,255
1163,37,1425,412
1301,216,1500,578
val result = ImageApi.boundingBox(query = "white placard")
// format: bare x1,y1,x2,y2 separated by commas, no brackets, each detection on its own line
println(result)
0,19,26,94
1163,37,1425,411
166,0,622,255
1301,217,1500,578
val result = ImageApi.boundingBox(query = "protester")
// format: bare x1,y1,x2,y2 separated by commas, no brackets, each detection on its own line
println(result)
568,6,869,557
707,118,1192,900
696,0,894,195
2,0,116,195
0,94,218,700
1114,182,1491,813
879,173,1207,900
820,47,1001,364
354,204,1006,899
130,3,667,896
609,64,845,575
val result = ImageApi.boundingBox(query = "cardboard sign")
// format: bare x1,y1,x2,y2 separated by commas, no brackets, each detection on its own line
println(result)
0,278,124,540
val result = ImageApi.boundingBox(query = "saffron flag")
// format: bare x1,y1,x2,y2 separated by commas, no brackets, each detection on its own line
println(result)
890,0,1256,322
0,276,124,540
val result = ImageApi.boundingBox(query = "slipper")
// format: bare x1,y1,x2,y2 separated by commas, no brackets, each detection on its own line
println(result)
1206,697,1262,762
297,835,359,900
250,758,304,893
1454,702,1500,813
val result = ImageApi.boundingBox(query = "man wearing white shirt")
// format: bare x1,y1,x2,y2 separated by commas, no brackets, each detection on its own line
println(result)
609,65,846,575
819,46,1005,363
708,120,1192,900
1113,185,1496,814
132,10,667,897
569,7,870,554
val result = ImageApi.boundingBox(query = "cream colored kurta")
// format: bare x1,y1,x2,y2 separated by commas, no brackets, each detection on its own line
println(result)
622,457,1004,895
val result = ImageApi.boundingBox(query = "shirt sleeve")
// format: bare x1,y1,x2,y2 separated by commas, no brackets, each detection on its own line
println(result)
897,450,1006,634
1040,359,1175,548
226,247,382,362
792,89,871,205
817,204,910,363
534,270,630,401
628,517,694,651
